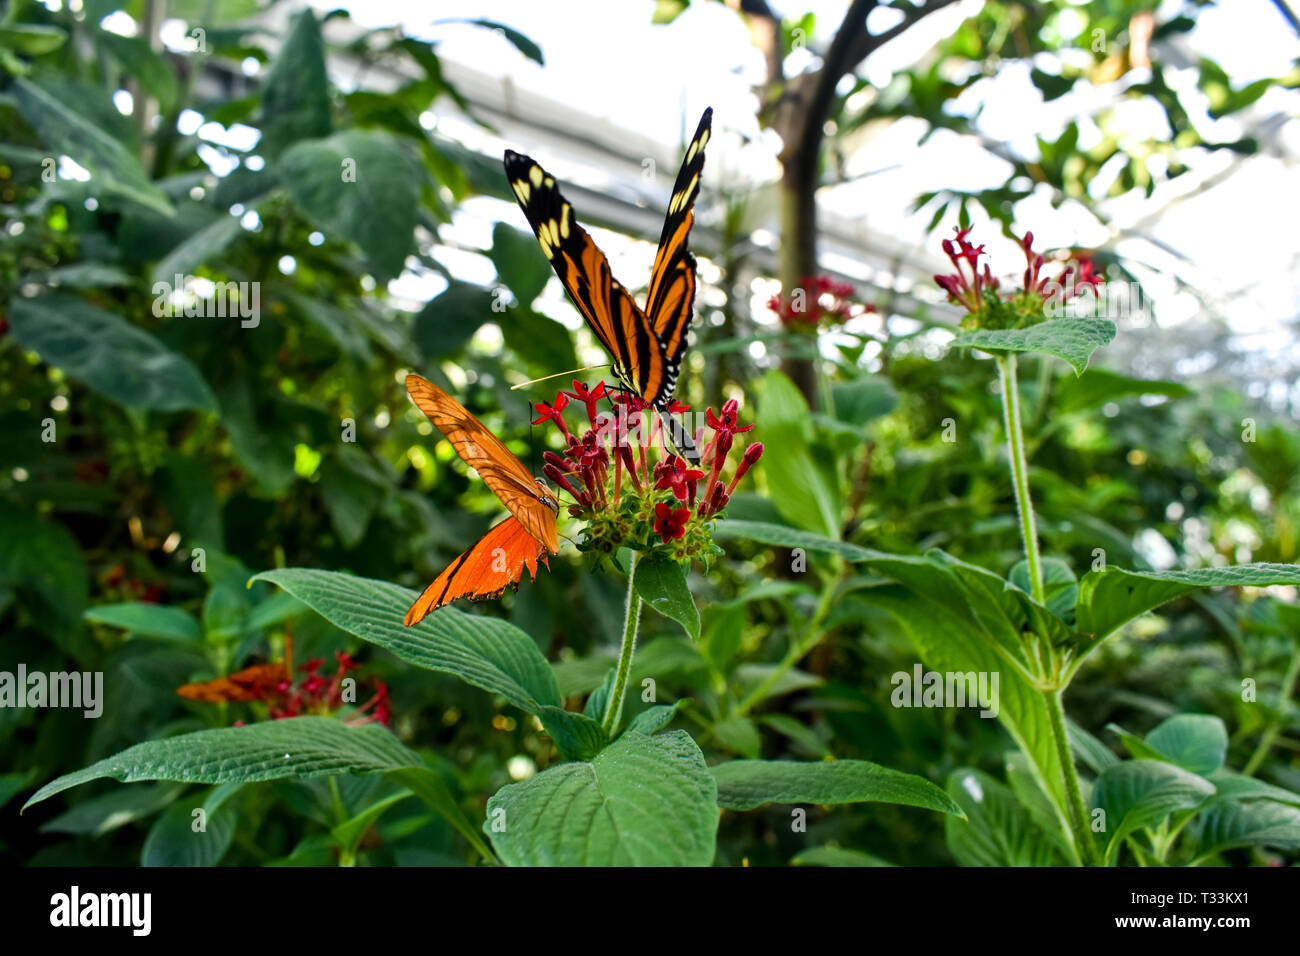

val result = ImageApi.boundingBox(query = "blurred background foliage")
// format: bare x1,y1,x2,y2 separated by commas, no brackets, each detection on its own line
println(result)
0,0,1297,866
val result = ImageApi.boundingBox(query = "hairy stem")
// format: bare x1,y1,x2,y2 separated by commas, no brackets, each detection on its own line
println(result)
997,354,1045,604
1047,689,1102,866
602,552,643,737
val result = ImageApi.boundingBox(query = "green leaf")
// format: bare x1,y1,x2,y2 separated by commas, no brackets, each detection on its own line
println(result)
151,214,244,285
84,603,201,643
413,282,497,360
713,519,873,561
39,784,183,836
0,24,67,55
141,790,236,867
829,377,898,426
791,846,895,866
330,790,411,861
1144,714,1228,776
9,294,218,413
633,551,700,640
445,18,544,64
0,500,89,652
490,222,552,305
11,77,172,214
485,729,716,866
250,568,562,713
712,759,963,816
756,371,842,535
950,318,1117,375
536,706,608,762
1192,801,1300,859
945,768,1065,866
1054,368,1191,414
257,10,332,157
23,717,419,810
98,31,179,114
1008,556,1077,620
280,130,424,280
1091,760,1216,864
710,717,762,759
1076,564,1300,640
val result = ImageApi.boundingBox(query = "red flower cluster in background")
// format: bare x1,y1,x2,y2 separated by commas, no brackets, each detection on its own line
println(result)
767,275,875,331
535,380,762,558
270,650,391,726
935,226,1103,329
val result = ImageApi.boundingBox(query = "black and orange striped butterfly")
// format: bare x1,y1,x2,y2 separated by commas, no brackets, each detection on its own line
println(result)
403,374,559,626
503,108,712,461
178,636,292,702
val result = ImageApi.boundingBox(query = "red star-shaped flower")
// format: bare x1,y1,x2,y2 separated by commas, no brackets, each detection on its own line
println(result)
653,502,690,543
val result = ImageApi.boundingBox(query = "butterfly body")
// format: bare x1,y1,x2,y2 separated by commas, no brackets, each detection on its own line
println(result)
403,374,559,625
503,109,712,460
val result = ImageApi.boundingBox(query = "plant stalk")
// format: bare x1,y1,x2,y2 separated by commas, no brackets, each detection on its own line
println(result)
602,552,643,736
997,354,1046,604
1046,689,1102,866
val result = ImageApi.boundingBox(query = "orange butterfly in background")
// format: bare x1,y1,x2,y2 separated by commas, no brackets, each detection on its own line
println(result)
402,373,560,627
177,636,293,702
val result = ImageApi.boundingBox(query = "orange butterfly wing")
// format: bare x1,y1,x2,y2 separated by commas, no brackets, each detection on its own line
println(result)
404,374,559,554
177,661,288,702
403,517,551,626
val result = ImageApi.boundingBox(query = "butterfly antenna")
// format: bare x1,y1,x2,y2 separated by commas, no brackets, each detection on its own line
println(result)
510,364,610,391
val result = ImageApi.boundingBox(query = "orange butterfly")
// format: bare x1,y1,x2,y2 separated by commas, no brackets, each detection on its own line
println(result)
178,636,293,702
403,374,559,626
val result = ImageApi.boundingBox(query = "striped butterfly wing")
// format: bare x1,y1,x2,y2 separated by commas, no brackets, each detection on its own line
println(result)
403,516,551,626
502,150,671,407
405,374,559,554
645,108,712,394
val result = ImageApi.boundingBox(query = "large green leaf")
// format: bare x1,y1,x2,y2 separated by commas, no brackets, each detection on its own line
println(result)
484,728,717,866
712,759,963,816
633,551,700,640
84,603,201,643
251,568,561,713
151,215,244,285
257,10,332,157
11,77,172,214
280,130,423,280
9,294,218,413
1076,564,1300,640
756,371,842,535
950,318,1116,375
413,282,497,360
490,222,552,305
945,768,1066,866
23,718,420,810
1091,760,1216,864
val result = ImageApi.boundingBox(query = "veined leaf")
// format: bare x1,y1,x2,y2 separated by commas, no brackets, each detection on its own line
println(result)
23,717,420,810
712,759,963,816
485,728,716,866
950,318,1116,375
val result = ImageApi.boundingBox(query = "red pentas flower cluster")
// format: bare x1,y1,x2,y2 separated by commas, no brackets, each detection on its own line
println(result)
767,274,875,331
269,650,391,726
935,227,1104,331
535,380,763,563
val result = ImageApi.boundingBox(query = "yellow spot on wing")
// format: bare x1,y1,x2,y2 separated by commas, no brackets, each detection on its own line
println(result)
513,180,531,203
560,204,571,239
529,165,543,188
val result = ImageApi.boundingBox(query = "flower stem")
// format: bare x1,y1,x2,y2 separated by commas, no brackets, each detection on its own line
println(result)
601,551,643,737
997,354,1045,604
1046,688,1103,866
